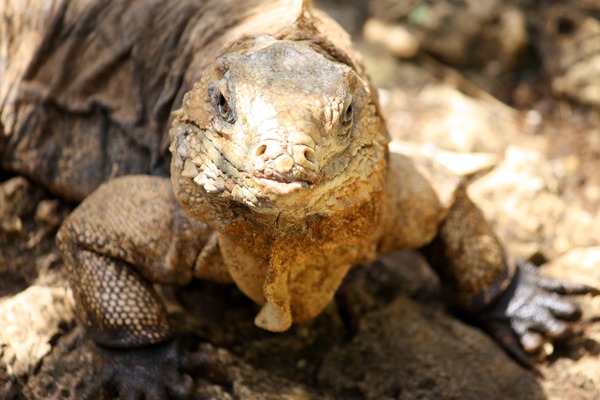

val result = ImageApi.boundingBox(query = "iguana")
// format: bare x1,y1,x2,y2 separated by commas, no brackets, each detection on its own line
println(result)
1,0,596,398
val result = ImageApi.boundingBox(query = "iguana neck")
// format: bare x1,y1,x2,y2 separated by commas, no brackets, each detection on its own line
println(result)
215,196,384,331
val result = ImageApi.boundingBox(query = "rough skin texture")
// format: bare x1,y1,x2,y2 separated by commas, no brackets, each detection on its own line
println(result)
2,0,597,398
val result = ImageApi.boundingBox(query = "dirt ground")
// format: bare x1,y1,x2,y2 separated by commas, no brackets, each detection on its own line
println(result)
2,0,600,399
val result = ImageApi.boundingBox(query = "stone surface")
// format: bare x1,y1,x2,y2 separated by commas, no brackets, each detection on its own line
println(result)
0,177,69,298
318,296,544,400
538,249,600,400
0,286,74,378
469,146,600,261
533,4,600,107
367,0,528,70
388,140,499,177
363,18,420,59
380,85,520,154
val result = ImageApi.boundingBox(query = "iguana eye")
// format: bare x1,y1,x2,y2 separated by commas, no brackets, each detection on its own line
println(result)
340,103,354,129
217,92,235,124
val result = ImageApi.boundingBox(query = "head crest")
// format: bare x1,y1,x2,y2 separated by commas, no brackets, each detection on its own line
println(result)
289,0,312,20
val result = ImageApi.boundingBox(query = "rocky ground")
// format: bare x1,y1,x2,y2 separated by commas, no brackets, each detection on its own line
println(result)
2,0,600,399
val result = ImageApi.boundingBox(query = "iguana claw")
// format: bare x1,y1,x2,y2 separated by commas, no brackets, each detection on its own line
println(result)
79,340,220,400
477,259,598,367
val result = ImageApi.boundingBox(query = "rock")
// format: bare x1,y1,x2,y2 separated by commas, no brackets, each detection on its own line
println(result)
418,86,517,153
195,344,323,400
314,0,368,38
0,177,39,233
318,296,544,400
542,357,600,400
367,0,527,71
359,48,435,91
389,140,499,177
533,4,600,107
542,247,600,319
34,199,62,229
25,327,322,400
363,18,420,59
469,146,600,260
22,329,97,400
381,85,519,153
536,250,600,400
0,176,70,297
0,286,75,378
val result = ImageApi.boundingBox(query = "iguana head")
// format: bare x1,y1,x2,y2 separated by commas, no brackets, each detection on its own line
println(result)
170,35,387,222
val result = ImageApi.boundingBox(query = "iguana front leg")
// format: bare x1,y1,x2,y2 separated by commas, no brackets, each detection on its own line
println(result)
57,175,225,398
382,150,598,365
423,183,599,365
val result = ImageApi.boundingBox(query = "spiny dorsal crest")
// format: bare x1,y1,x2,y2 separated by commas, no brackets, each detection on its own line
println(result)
289,0,312,20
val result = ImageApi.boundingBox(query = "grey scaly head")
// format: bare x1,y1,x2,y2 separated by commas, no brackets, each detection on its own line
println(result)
170,34,386,225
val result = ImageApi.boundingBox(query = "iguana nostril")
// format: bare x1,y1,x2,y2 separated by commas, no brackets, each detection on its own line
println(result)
255,141,284,160
253,140,317,179
255,144,267,157
303,148,316,164
292,145,317,170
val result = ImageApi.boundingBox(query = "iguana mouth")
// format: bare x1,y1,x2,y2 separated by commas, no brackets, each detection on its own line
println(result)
185,124,309,205
179,122,376,211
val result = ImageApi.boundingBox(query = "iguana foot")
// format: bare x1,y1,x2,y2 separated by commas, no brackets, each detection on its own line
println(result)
80,340,222,400
478,259,599,367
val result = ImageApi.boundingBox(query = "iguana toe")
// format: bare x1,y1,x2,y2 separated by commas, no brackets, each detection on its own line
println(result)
79,340,205,400
478,259,597,366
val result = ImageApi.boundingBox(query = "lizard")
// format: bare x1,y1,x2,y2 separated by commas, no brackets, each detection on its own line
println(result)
1,0,596,398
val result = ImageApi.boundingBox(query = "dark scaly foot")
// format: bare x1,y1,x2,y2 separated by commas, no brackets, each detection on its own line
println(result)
79,340,224,400
477,259,599,368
